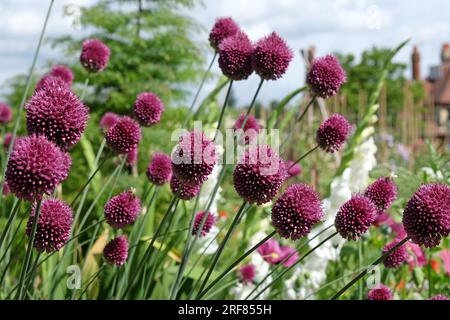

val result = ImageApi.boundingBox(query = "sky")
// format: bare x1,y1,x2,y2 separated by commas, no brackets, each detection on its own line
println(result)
0,0,449,105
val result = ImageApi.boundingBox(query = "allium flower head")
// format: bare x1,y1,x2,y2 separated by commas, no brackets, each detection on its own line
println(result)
316,113,352,153
365,177,398,214
402,184,450,248
285,160,302,178
233,145,284,205
307,55,346,98
272,183,324,240
50,65,74,86
126,146,138,166
0,102,12,124
335,195,377,240
382,239,409,268
35,75,69,93
367,284,392,300
103,235,128,266
252,32,293,80
239,264,256,284
3,132,13,150
209,17,240,52
104,190,141,229
170,176,201,200
146,152,172,185
133,92,164,127
80,38,110,73
192,211,216,237
429,294,449,300
218,31,253,80
172,130,217,186
106,116,141,154
100,112,119,130
233,114,261,144
26,199,73,253
26,85,89,151
6,135,71,201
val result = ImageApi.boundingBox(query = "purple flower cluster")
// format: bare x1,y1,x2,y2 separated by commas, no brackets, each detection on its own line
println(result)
239,264,256,284
146,152,172,185
382,239,409,268
103,235,129,266
49,65,74,86
80,38,110,73
133,92,164,127
0,102,12,124
100,112,120,130
316,113,352,153
218,31,253,81
192,211,216,237
170,176,201,200
233,114,261,144
365,177,398,215
106,116,141,154
209,17,240,52
104,190,141,229
257,238,298,267
367,284,392,300
307,55,346,98
35,75,69,93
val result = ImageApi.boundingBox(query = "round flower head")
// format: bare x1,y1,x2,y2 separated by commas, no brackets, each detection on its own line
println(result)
209,17,240,52
50,64,74,86
365,177,398,214
233,114,261,144
100,112,119,130
285,160,302,178
103,235,128,266
335,195,377,241
35,74,69,93
251,32,293,80
367,284,392,300
133,92,164,127
239,264,256,284
218,31,253,80
25,84,89,151
172,130,217,186
0,102,12,124
126,146,138,166
233,145,284,205
105,116,141,154
5,135,71,201
104,190,141,229
80,38,110,73
382,239,409,268
26,199,73,253
402,184,450,248
307,55,346,98
272,183,324,240
3,132,12,150
146,152,172,185
316,113,352,153
429,294,449,300
170,176,201,200
192,211,216,237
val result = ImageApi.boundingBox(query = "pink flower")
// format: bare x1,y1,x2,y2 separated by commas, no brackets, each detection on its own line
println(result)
257,239,282,265
439,249,450,276
278,246,299,267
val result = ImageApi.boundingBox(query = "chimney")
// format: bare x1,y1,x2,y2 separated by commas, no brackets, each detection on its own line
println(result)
412,46,420,81
441,43,450,63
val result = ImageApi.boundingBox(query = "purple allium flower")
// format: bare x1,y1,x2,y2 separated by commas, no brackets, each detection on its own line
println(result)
285,160,302,178
233,114,261,144
429,294,449,300
257,238,282,265
382,239,409,268
192,211,216,237
278,245,299,267
239,263,256,284
316,113,352,153
5,135,71,201
25,85,89,151
146,152,172,185
133,92,164,127
103,235,128,266
365,177,398,215
335,195,377,241
169,176,201,200
105,116,141,154
272,183,324,240
251,32,293,80
367,284,392,300
209,17,240,52
104,190,141,229
402,184,450,248
50,64,74,86
80,38,110,73
3,132,12,150
126,146,138,166
35,75,70,93
26,198,73,253
100,112,120,130
218,31,253,81
172,131,217,186
307,55,346,98
2,181,10,196
233,145,284,205
0,102,12,124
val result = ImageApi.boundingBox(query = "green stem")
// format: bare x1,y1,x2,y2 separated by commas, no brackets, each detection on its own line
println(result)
240,79,264,130
0,199,21,252
288,145,319,170
296,94,316,122
213,80,234,141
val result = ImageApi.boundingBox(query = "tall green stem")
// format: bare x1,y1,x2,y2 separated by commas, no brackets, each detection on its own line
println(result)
240,79,264,130
213,80,234,141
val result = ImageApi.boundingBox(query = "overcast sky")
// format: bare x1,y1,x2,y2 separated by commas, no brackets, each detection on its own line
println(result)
0,0,449,105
